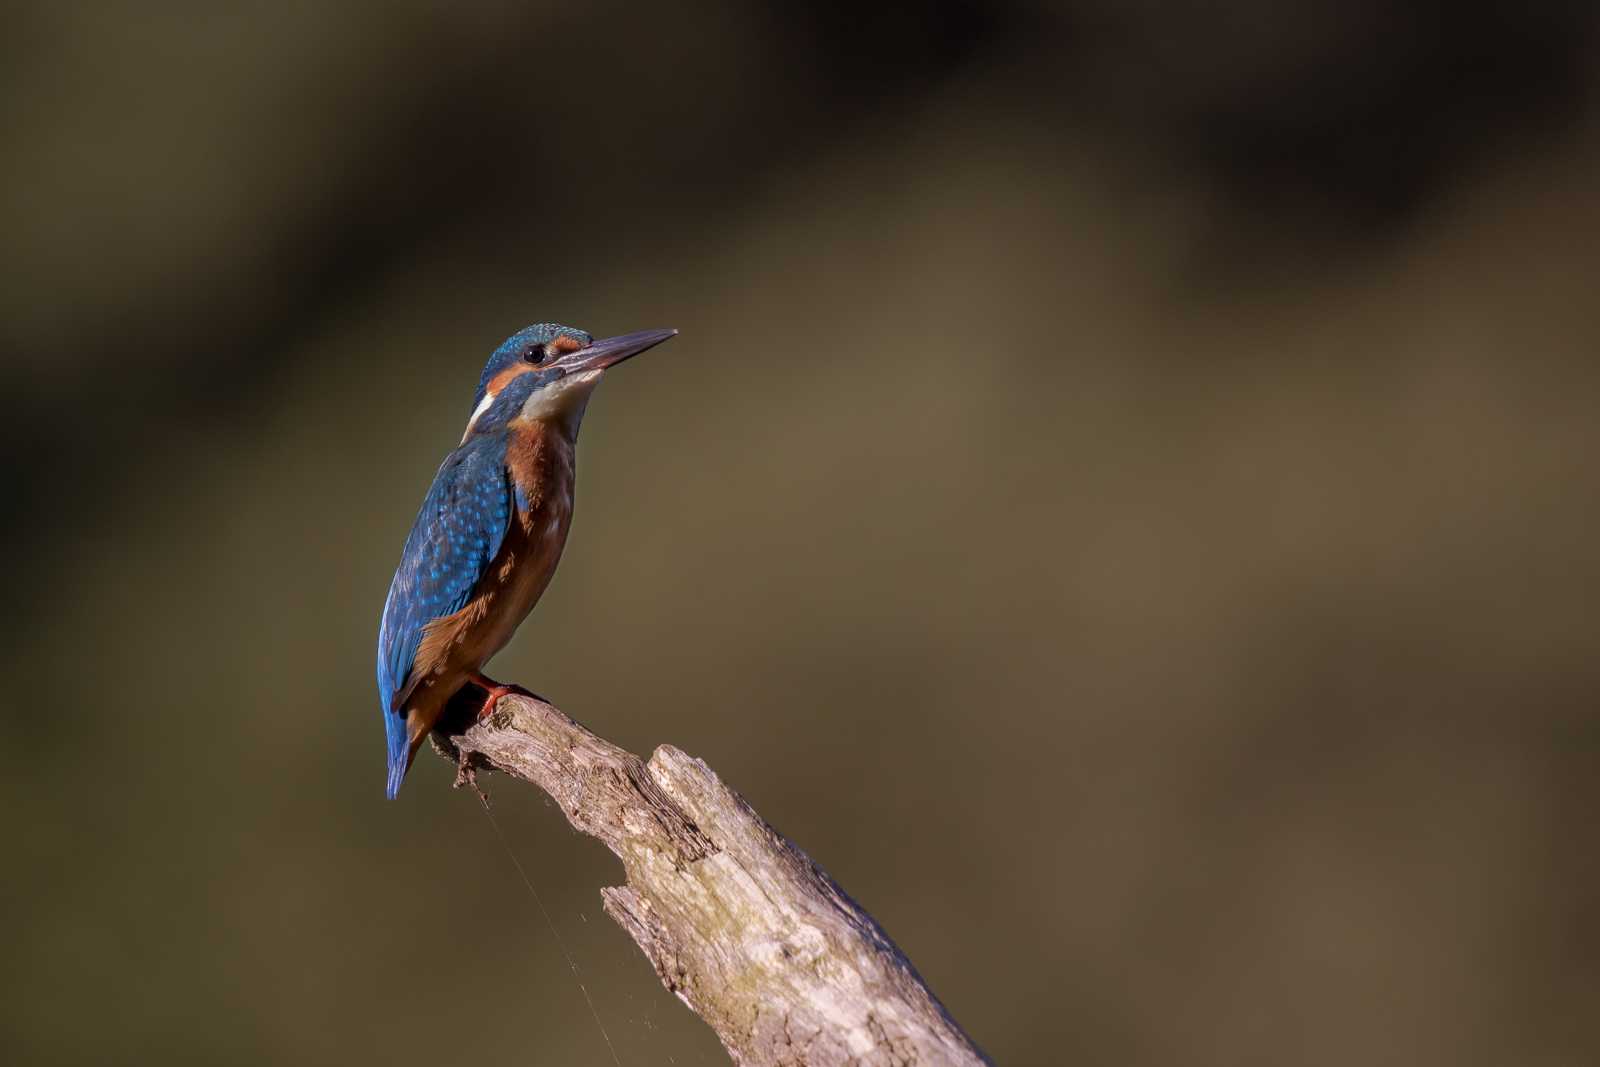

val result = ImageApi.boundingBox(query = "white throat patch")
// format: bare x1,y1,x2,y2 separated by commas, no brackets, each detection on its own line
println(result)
519,369,604,439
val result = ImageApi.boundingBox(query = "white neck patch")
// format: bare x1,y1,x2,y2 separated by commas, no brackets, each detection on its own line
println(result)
460,389,499,444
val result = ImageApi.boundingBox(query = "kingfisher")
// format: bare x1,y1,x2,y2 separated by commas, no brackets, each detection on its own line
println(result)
377,322,677,798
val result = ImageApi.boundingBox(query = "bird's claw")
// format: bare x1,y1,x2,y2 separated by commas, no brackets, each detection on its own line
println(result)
469,674,539,720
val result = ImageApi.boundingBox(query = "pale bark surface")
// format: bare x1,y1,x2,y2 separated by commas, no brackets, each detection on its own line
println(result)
434,692,993,1067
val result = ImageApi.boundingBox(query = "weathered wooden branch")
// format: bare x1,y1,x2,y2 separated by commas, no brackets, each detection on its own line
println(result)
431,689,993,1067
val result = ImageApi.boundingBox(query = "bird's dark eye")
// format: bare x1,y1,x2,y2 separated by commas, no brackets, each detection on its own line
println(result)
521,343,546,365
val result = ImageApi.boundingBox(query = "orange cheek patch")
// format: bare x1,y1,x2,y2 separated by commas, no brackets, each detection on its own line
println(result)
487,364,536,395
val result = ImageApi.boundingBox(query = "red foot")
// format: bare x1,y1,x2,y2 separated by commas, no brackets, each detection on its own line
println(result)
468,673,537,719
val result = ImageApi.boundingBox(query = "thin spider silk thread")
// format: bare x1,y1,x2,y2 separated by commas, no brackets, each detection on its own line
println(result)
479,798,622,1067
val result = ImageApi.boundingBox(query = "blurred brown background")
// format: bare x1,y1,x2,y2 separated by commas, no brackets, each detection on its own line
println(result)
3,2,1600,1064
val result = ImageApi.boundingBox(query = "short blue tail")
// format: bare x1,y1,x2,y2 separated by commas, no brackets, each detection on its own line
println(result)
384,707,411,800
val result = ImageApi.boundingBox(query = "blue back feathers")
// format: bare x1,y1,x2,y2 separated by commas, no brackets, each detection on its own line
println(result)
377,441,516,797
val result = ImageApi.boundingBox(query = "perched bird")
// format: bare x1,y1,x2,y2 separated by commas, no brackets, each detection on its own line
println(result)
377,323,676,798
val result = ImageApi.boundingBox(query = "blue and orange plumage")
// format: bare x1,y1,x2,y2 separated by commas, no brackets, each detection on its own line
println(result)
377,323,676,798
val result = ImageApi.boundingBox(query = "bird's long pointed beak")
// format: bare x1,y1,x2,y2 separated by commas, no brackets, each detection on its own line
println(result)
569,328,678,371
